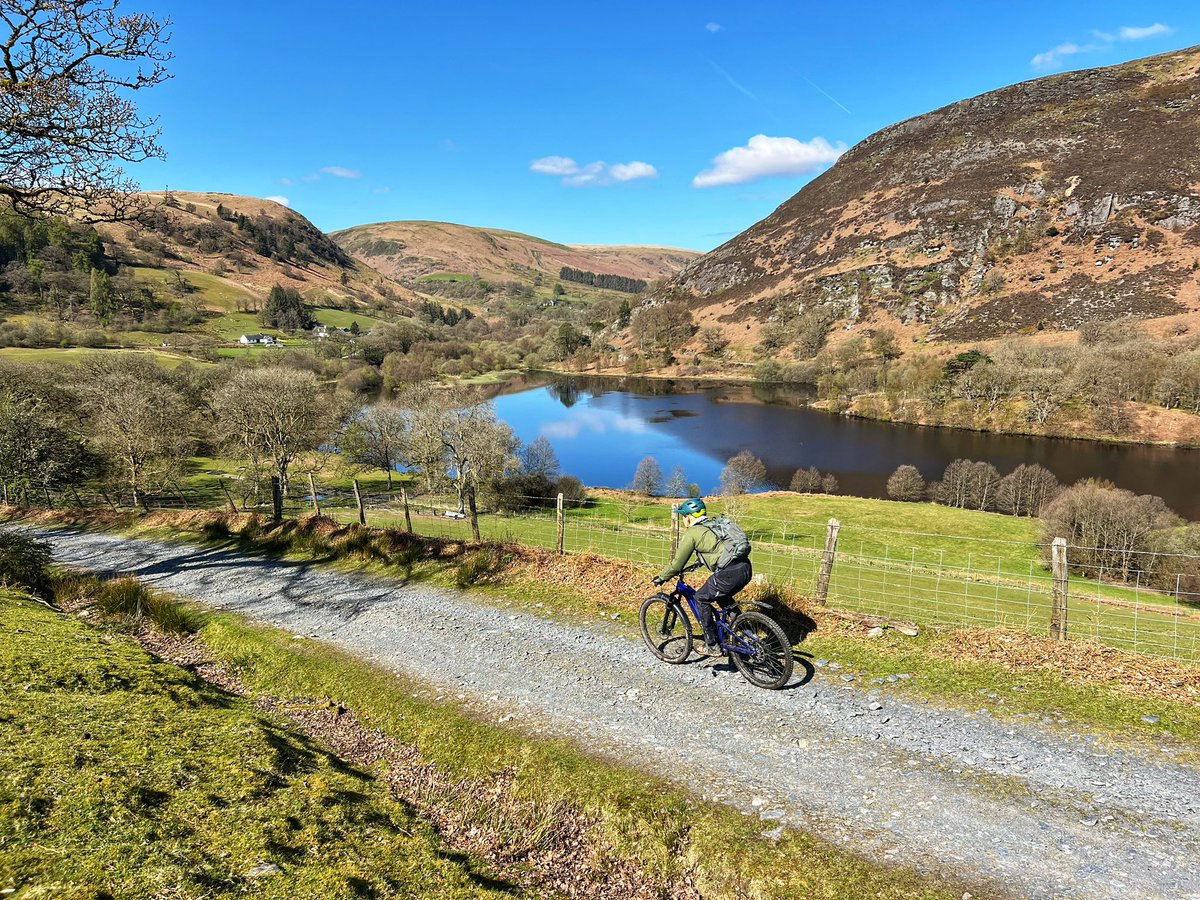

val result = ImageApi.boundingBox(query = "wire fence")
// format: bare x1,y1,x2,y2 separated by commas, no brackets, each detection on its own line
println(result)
86,477,1200,664
332,489,1200,663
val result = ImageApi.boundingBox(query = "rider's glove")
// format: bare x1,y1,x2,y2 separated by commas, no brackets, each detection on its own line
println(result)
652,576,664,586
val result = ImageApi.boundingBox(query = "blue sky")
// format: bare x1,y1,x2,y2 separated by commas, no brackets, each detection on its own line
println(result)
133,1,1197,251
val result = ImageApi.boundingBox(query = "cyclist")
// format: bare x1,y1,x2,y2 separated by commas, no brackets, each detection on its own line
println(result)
653,497,752,656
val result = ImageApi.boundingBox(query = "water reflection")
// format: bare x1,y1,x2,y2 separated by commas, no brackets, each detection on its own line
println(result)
484,373,1200,519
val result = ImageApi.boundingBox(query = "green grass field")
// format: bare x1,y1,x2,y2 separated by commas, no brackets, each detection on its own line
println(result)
325,489,1200,662
0,591,514,898
0,346,203,368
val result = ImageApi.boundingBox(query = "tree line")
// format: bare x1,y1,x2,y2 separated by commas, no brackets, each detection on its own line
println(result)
751,316,1200,440
0,355,584,542
559,267,647,294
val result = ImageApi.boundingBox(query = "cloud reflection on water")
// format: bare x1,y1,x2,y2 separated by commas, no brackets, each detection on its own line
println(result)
540,407,649,440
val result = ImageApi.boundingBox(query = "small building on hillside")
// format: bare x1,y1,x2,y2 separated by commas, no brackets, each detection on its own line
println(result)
239,334,276,345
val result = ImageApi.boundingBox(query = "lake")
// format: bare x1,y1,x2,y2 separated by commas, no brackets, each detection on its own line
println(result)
485,374,1200,520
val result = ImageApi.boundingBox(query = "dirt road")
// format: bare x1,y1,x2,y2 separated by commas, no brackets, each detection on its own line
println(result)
26,527,1200,898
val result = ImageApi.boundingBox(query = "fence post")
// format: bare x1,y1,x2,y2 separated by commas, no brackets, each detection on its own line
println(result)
401,486,412,533
556,492,565,555
352,479,366,526
219,479,238,514
670,511,680,556
815,518,840,605
308,473,321,517
1050,537,1068,640
271,476,283,523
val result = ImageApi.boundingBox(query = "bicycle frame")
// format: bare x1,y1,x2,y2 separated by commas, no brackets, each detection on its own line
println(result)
667,575,756,658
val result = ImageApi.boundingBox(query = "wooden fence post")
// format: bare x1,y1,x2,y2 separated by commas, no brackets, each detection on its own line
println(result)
270,476,283,523
1050,537,1068,641
308,474,321,517
556,492,565,555
219,479,238,514
814,518,841,605
401,486,412,533
670,511,680,556
352,479,366,526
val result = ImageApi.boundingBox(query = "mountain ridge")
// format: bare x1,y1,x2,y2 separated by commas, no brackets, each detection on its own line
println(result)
654,45,1200,347
332,219,700,290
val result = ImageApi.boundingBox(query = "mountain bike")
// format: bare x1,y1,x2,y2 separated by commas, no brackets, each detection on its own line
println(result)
639,562,793,690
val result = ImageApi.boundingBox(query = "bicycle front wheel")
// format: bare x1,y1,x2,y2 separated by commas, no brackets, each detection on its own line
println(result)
639,595,693,664
729,610,793,689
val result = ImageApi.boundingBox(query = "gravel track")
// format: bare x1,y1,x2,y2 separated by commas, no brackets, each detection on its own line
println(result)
26,527,1200,899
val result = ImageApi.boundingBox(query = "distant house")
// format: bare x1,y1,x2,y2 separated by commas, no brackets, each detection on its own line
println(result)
312,324,330,338
239,334,276,345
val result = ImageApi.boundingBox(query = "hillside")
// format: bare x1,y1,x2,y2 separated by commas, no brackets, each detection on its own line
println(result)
656,46,1200,345
331,220,699,293
102,191,412,311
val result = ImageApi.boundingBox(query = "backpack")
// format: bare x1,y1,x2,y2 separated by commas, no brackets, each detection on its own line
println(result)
702,516,752,569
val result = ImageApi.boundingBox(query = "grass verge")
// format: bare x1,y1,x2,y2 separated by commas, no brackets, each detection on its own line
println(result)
0,590,517,899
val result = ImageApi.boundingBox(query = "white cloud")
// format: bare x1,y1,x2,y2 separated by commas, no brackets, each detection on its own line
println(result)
531,155,580,176
265,195,290,207
301,173,321,183
1031,42,1085,69
1033,22,1173,69
1119,23,1171,40
609,161,658,182
371,186,391,195
320,166,362,179
532,156,658,186
692,135,845,188
279,177,295,186
705,22,721,33
562,161,606,186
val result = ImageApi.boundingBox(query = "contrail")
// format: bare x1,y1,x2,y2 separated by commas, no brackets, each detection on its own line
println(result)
801,75,852,114
707,59,784,125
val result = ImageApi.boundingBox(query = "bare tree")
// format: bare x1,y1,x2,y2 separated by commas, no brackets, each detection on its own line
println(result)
341,402,408,490
630,456,663,496
398,383,518,539
721,450,766,495
932,459,1000,511
996,464,1060,517
789,467,823,494
214,368,346,501
664,465,689,498
0,0,173,219
439,402,519,537
521,435,560,479
82,357,191,509
886,465,926,502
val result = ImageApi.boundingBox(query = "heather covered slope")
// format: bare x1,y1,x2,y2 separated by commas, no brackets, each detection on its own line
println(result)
332,220,698,290
659,46,1200,343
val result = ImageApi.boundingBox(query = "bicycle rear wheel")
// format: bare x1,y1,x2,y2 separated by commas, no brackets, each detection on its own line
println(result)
639,595,693,664
729,610,793,689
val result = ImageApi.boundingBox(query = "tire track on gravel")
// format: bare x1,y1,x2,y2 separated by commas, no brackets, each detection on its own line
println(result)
26,528,1200,899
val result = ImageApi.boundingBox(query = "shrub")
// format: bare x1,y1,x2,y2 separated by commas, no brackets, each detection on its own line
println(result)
454,548,505,588
886,465,926,502
0,532,52,596
95,576,201,633
555,475,588,507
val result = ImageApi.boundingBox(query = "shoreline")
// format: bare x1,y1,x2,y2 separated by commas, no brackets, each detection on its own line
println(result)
534,365,1200,450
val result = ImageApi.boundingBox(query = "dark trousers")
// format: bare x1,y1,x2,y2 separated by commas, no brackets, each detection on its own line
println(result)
693,558,752,643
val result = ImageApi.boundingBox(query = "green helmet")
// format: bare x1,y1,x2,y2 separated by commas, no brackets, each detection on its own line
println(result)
674,497,706,517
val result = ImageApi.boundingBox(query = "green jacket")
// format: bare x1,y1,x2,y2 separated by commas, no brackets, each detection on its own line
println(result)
658,519,724,581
